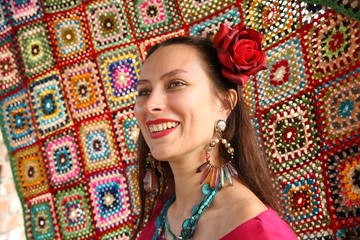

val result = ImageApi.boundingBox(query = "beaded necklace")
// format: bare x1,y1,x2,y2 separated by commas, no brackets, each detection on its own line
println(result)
152,183,221,240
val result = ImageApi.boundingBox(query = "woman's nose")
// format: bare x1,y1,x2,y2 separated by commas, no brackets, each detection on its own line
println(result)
145,91,166,113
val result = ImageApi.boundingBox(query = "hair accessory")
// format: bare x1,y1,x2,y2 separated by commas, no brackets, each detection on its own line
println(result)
196,120,238,189
213,22,268,86
144,153,160,192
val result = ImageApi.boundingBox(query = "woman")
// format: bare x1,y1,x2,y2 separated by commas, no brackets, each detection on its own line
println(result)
133,23,297,239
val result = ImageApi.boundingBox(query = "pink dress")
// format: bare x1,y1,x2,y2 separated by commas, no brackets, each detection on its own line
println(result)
138,201,297,240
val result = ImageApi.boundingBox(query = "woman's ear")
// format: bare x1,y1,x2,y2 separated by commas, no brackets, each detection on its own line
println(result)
219,88,238,118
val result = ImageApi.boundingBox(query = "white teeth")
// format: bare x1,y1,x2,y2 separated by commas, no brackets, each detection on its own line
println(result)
149,122,179,133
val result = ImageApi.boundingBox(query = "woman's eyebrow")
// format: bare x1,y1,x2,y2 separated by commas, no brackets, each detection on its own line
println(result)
138,69,188,85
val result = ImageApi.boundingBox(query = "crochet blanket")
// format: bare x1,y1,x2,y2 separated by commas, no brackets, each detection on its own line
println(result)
0,0,358,239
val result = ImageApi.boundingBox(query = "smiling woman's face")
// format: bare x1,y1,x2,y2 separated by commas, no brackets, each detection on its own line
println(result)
134,44,228,162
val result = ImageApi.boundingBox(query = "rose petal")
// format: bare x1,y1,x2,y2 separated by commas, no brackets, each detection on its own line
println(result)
222,68,250,86
217,50,235,71
247,29,263,48
234,22,245,32
221,31,239,52
213,23,231,48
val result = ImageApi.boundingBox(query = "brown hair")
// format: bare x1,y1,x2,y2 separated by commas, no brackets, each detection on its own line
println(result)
132,36,279,238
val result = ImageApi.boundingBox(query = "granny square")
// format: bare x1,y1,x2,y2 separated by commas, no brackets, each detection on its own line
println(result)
6,0,43,26
78,117,120,172
26,193,61,240
126,164,140,216
13,144,49,199
54,185,94,239
127,0,182,39
0,88,37,152
97,45,141,111
0,33,23,95
16,22,55,78
61,59,106,121
275,161,329,232
86,0,132,51
29,71,72,138
42,129,83,188
88,168,131,231
257,34,308,110
261,94,320,172
0,3,10,34
43,0,81,14
113,109,139,164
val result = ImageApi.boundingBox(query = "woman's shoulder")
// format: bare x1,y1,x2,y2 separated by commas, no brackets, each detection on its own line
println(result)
220,207,298,240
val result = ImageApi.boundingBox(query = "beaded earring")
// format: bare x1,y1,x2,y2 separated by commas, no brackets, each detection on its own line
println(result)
196,120,238,189
144,153,160,192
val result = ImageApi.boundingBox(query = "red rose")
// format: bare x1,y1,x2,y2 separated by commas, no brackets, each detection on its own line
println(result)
213,22,267,86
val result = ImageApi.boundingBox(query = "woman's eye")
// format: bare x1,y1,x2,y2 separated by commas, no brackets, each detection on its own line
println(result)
169,81,185,89
137,89,151,97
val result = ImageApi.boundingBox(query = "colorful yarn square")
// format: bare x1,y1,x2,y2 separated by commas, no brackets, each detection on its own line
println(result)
55,185,94,239
101,224,133,240
275,161,329,232
0,4,10,34
126,165,140,216
262,94,320,172
315,68,360,149
0,34,23,95
88,169,131,231
97,45,140,111
6,0,42,26
298,228,333,239
16,22,55,78
13,145,49,198
299,2,328,26
324,143,360,226
49,9,90,63
189,7,241,39
243,76,257,116
78,117,119,172
257,35,308,110
127,0,182,39
113,109,139,164
29,71,72,138
0,88,36,152
179,0,235,24
139,30,185,60
303,12,360,84
336,226,360,240
87,0,132,51
243,0,300,48
43,0,81,14
43,129,83,188
61,59,106,121
25,193,61,240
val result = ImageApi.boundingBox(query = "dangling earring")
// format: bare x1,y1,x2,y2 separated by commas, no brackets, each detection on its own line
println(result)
144,153,159,192
196,120,238,189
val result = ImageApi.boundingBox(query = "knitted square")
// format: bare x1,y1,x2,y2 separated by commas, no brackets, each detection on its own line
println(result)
315,68,360,149
86,0,132,51
179,0,235,24
16,22,55,78
78,116,119,172
261,94,320,172
49,8,90,64
275,161,329,232
43,0,81,14
189,6,241,39
0,88,37,151
257,34,308,110
88,169,131,231
0,34,23,95
54,185,94,239
42,129,83,188
243,0,300,48
97,45,141,111
6,0,42,26
25,193,61,240
29,71,72,138
13,144,49,198
127,0,182,39
113,109,139,165
303,12,360,84
61,59,106,121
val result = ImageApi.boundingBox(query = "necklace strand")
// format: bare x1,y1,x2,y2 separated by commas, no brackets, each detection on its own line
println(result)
153,183,221,240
